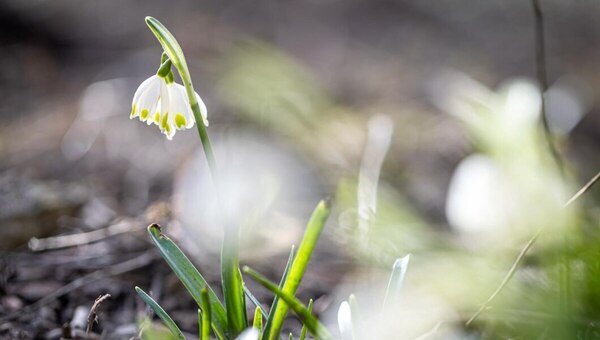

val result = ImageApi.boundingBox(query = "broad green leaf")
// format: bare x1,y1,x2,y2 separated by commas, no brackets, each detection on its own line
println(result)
147,224,227,339
243,266,332,340
264,200,331,340
135,287,185,340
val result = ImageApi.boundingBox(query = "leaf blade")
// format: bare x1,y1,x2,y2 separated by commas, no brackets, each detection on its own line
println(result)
147,224,228,339
264,200,331,340
135,287,185,340
243,266,332,340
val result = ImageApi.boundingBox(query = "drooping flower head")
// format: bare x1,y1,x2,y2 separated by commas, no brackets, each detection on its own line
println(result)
130,60,208,140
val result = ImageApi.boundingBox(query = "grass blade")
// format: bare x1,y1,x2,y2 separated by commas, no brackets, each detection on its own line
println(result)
135,287,185,340
245,285,268,320
198,309,202,340
264,200,331,340
200,288,212,340
263,245,295,338
221,224,248,336
299,299,313,340
243,266,333,340
147,224,228,339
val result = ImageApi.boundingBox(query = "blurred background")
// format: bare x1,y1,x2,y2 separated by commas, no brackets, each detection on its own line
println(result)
1,0,599,339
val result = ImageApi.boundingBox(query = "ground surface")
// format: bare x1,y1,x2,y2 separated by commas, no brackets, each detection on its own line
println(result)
1,1,599,339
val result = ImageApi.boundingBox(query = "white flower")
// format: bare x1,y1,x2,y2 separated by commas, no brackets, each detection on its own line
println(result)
130,75,208,140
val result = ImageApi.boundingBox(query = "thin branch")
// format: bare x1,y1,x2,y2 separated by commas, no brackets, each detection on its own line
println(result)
86,293,112,334
465,229,541,327
532,0,564,173
564,171,600,207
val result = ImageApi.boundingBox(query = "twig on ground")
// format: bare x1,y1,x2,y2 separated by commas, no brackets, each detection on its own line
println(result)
86,293,111,334
28,219,138,251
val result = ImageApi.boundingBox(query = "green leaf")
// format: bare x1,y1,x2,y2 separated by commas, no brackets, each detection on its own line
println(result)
299,299,313,340
243,266,333,340
139,317,179,340
263,245,295,339
147,224,227,339
264,200,331,340
253,306,263,339
221,225,248,336
135,287,185,340
245,285,268,320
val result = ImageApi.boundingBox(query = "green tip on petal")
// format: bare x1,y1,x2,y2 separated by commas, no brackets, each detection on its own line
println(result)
174,114,187,128
141,109,150,120
130,104,137,118
161,112,172,135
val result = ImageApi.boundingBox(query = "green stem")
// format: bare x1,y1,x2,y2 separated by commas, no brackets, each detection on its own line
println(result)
145,16,247,336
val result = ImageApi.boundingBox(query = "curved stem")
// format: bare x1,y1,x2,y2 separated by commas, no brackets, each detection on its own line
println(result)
145,16,247,336
145,16,217,176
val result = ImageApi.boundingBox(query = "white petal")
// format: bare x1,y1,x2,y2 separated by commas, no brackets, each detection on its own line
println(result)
148,99,161,125
168,84,195,130
196,92,209,127
158,110,176,140
130,75,156,117
136,76,161,123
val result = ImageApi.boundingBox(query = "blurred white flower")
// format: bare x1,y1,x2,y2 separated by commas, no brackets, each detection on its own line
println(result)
436,73,573,242
445,154,512,235
235,328,259,340
130,75,208,140
337,301,353,340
